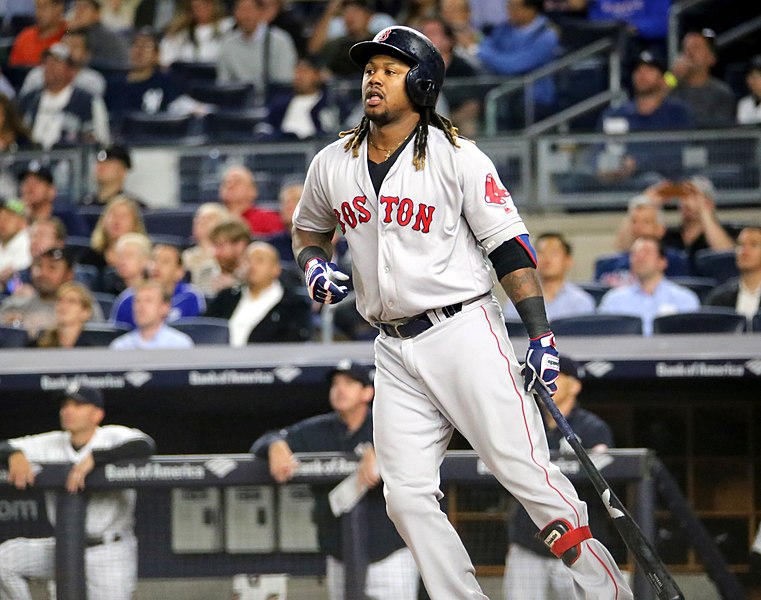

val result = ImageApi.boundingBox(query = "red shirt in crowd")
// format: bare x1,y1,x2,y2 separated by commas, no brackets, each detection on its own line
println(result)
9,22,68,66
241,206,285,236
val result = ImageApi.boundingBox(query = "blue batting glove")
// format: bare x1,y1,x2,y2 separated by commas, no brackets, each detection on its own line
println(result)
305,258,349,305
523,332,560,394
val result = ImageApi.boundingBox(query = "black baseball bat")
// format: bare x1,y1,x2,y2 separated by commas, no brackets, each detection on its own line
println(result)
533,384,684,600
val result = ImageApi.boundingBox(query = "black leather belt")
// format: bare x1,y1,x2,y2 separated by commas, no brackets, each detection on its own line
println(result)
376,302,463,340
86,533,123,547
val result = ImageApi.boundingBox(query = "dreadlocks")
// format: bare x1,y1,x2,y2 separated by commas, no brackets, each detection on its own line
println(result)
339,108,460,171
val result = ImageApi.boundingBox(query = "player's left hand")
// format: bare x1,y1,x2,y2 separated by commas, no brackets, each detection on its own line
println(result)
305,258,349,304
522,332,560,394
66,453,95,494
358,447,381,489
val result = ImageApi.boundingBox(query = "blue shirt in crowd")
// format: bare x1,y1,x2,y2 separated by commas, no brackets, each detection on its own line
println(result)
110,282,205,329
586,0,670,41
109,324,194,349
598,277,700,335
504,282,596,321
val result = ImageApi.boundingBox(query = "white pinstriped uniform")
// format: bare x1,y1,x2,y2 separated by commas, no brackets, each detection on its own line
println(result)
0,426,151,600
295,128,633,599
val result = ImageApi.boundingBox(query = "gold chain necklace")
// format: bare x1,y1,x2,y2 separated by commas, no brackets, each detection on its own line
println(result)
368,136,405,161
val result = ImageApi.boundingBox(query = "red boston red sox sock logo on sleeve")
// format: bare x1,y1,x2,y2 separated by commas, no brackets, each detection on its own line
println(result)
484,173,510,207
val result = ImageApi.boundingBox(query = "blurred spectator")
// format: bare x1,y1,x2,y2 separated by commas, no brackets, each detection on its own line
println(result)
595,51,693,184
0,199,32,291
439,0,481,59
216,0,297,95
600,192,688,286
159,0,234,67
16,43,111,149
0,94,35,151
106,28,194,122
182,202,231,296
13,217,67,290
670,29,735,129
80,195,146,270
598,236,700,335
571,0,668,58
81,144,146,208
307,0,394,58
8,0,67,67
34,280,94,347
98,0,142,32
469,0,508,31
257,0,309,56
20,29,107,98
267,178,302,263
660,176,736,269
418,15,482,138
0,74,15,100
503,232,595,321
705,226,761,320
101,231,151,295
318,0,376,77
206,241,312,344
260,55,337,140
66,0,130,69
208,218,251,293
111,243,205,328
397,0,437,27
218,165,284,236
110,280,195,349
477,0,559,114
737,55,761,125
0,247,100,337
18,161,89,237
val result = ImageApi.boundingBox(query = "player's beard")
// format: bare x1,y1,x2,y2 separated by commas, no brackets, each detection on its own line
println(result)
365,108,393,127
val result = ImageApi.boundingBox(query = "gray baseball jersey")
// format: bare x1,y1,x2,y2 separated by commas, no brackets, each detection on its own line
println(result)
294,127,528,323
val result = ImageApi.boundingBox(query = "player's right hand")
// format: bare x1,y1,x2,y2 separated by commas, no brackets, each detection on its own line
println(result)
268,440,299,483
7,451,35,490
522,332,560,395
305,258,349,304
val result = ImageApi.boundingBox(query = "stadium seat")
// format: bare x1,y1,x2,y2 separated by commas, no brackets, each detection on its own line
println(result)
76,323,129,346
668,276,719,302
753,314,761,333
119,113,200,145
91,292,117,318
693,249,739,284
149,234,190,248
143,208,196,240
188,83,253,109
2,64,32,92
171,317,230,344
504,318,528,338
576,282,610,306
652,309,748,335
550,314,643,336
203,109,267,143
0,325,29,348
74,264,100,289
169,61,217,89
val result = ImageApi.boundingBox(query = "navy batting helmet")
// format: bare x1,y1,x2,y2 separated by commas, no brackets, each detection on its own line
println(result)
349,26,445,108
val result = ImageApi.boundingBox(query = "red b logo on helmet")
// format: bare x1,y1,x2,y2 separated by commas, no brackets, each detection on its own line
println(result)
376,28,392,42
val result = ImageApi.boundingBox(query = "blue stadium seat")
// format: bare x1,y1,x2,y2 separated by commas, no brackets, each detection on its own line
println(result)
753,314,761,333
119,113,200,145
505,318,528,338
91,292,117,318
668,277,718,302
551,314,643,336
576,282,610,306
169,61,217,89
171,317,229,345
143,208,196,240
74,264,100,289
0,325,29,348
652,309,748,335
203,109,267,143
77,323,129,346
693,249,739,284
189,83,253,109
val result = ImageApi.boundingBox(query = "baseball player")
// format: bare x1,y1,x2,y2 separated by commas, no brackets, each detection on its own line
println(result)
504,355,616,599
292,26,633,600
250,360,419,600
0,383,155,600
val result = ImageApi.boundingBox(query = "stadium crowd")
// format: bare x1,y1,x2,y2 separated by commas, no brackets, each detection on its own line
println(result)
0,0,760,346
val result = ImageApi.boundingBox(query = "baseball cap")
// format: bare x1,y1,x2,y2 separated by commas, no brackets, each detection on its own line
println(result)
19,161,54,185
97,144,132,169
327,359,373,386
635,50,666,73
43,42,74,64
60,382,105,408
558,355,582,380
0,198,26,217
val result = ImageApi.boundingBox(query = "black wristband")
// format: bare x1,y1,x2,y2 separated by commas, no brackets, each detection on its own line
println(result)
514,296,551,339
490,238,536,280
297,246,330,271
